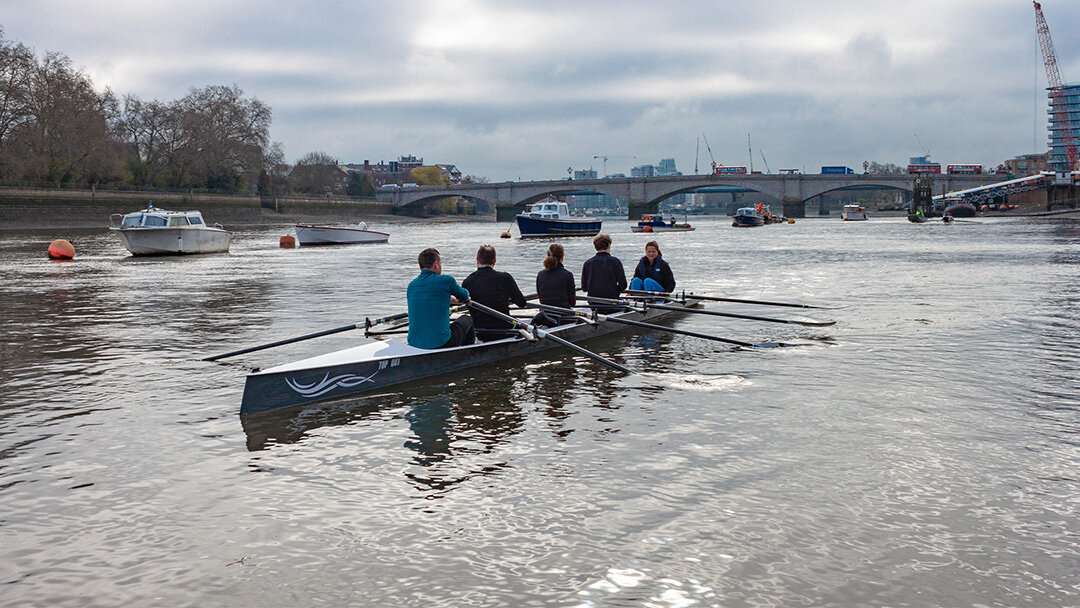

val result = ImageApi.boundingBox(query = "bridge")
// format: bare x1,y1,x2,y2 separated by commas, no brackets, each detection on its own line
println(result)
380,173,1005,220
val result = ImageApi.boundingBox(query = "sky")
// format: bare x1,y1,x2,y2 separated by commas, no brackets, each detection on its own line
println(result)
3,0,1078,181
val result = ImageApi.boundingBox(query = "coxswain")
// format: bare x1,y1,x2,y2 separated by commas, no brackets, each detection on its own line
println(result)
407,248,474,349
581,233,627,313
462,245,527,342
630,240,675,294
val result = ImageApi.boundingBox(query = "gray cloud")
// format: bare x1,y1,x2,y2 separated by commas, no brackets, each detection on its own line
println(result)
3,0,1078,178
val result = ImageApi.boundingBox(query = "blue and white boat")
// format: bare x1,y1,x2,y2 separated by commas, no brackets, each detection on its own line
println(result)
731,207,765,227
515,200,602,238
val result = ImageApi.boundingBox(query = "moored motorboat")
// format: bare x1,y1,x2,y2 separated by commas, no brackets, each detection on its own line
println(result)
943,201,977,218
110,204,230,255
239,296,703,415
631,214,695,233
295,221,389,245
841,204,869,221
515,199,601,238
732,207,765,227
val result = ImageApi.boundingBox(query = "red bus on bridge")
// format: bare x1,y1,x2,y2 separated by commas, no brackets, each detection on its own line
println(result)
946,164,983,174
907,163,942,174
714,166,748,175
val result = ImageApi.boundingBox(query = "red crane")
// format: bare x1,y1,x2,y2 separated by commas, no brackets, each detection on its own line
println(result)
1034,1,1079,171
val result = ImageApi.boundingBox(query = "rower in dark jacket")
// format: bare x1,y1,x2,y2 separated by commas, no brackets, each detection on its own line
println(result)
630,240,676,293
462,245,527,342
581,233,627,313
533,243,576,327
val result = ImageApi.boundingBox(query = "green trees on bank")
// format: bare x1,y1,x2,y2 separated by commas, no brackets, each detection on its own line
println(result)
0,30,279,194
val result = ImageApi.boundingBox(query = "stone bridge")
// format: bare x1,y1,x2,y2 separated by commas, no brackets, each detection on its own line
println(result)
380,173,1004,220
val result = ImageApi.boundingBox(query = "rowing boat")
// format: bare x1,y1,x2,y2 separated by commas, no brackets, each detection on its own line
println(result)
239,296,702,415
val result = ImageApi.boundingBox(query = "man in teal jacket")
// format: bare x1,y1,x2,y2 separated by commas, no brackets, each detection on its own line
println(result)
407,248,474,349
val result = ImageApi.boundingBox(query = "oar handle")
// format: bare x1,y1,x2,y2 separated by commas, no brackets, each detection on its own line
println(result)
467,300,631,374
201,323,361,361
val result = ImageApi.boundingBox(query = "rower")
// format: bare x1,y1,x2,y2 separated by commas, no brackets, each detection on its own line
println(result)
462,245,527,342
406,248,474,349
630,240,676,294
581,233,627,314
533,243,576,327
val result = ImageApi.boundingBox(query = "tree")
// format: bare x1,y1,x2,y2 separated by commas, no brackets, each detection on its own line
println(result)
865,161,904,175
290,151,343,193
345,171,374,197
411,166,449,186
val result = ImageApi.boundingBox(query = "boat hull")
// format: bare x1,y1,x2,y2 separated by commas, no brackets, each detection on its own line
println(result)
295,224,389,245
841,213,868,221
515,215,602,238
732,216,764,227
630,225,695,232
943,203,977,218
240,298,700,415
112,227,230,255
907,213,928,223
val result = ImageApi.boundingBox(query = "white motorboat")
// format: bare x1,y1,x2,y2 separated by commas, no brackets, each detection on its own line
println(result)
841,204,869,221
294,222,389,245
110,204,230,255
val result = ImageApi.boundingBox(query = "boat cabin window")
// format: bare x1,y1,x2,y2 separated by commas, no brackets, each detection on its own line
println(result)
121,214,143,228
168,216,190,227
143,215,168,227
558,203,570,216
187,216,204,225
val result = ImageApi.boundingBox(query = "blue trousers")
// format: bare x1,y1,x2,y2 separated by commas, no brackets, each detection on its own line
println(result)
630,277,664,292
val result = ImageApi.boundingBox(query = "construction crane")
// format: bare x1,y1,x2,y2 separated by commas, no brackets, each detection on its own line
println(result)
1034,1,1079,171
914,132,931,160
759,150,772,174
701,133,717,173
592,154,637,176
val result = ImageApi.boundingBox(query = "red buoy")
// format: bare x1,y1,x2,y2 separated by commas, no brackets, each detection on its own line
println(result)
48,239,75,260
280,235,297,249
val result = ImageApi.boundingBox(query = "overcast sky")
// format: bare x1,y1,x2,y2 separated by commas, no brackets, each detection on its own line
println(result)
3,0,1078,180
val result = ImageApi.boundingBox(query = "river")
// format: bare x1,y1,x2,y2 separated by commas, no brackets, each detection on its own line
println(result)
2,215,1079,607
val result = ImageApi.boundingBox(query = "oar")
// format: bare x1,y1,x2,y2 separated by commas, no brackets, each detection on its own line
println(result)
586,296,836,327
526,303,789,348
624,288,844,310
198,313,408,360
467,300,632,374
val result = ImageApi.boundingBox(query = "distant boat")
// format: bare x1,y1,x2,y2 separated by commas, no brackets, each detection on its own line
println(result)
943,201,977,218
907,208,929,223
110,204,230,255
732,207,765,227
295,222,389,246
631,214,695,233
515,199,601,238
760,204,786,224
841,204,869,221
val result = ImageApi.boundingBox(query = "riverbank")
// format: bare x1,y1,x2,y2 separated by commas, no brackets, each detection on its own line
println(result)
0,187,492,229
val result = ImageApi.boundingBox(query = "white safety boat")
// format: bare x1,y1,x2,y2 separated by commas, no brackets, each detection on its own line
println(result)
294,222,389,245
841,204,869,221
110,204,230,255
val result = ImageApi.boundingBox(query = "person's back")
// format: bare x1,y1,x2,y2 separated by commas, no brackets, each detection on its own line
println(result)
581,234,626,308
461,245,527,342
407,248,473,349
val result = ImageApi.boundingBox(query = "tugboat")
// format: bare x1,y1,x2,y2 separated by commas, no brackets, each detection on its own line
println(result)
515,199,602,238
732,207,765,227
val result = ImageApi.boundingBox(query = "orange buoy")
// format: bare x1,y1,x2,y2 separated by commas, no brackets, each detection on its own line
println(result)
280,235,297,248
641,225,652,232
48,239,75,260
499,231,512,239
980,205,989,212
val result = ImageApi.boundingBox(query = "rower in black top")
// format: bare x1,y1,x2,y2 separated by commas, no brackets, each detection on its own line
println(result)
462,244,528,342
630,240,676,293
581,233,627,313
533,243,577,327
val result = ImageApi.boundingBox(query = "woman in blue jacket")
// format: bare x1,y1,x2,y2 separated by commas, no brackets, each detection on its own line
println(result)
630,241,675,293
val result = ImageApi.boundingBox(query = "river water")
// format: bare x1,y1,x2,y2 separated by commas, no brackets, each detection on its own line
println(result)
1,215,1079,607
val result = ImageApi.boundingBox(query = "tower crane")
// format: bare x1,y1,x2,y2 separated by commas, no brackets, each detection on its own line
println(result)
759,150,772,174
592,154,638,176
701,133,717,173
1034,1,1079,171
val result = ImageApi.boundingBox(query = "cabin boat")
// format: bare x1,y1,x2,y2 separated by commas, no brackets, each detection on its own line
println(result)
731,207,765,227
295,221,389,245
841,204,869,221
110,204,230,255
631,214,695,233
239,296,703,415
515,200,602,237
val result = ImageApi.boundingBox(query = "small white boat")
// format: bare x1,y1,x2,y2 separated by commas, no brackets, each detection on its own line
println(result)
630,214,695,233
841,204,869,221
294,222,389,246
110,204,230,255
